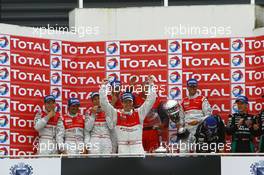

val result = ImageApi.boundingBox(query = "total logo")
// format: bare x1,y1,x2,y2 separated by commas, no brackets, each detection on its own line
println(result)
168,55,181,69
246,70,264,81
168,40,182,54
0,35,10,50
50,40,62,55
11,117,34,129
10,132,35,144
246,39,264,50
246,86,264,96
55,103,62,113
106,41,119,56
246,55,264,66
0,51,10,65
106,72,120,83
51,86,62,100
231,54,245,67
11,100,43,113
230,38,245,52
231,69,245,83
50,71,62,85
0,83,9,96
231,84,245,98
50,55,61,70
0,146,8,155
168,86,182,99
0,115,8,128
63,89,91,100
231,100,239,113
106,57,120,70
0,67,9,81
0,98,10,112
0,130,9,143
168,70,182,84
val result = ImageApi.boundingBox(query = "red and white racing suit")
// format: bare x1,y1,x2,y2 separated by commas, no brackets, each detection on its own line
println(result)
180,93,212,152
107,95,122,153
134,94,162,152
99,84,157,154
56,113,86,155
34,110,60,155
85,107,113,154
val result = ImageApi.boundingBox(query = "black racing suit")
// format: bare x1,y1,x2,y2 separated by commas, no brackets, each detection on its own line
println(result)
226,112,258,153
258,110,264,152
194,115,225,153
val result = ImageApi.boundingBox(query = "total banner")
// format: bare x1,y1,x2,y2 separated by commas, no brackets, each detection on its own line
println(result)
0,34,263,155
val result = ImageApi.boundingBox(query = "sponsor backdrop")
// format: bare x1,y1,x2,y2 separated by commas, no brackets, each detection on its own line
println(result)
0,34,263,155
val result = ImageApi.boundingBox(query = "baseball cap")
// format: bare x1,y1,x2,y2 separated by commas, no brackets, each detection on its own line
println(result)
68,98,80,106
187,78,198,87
121,92,134,101
204,116,218,129
235,95,249,104
90,92,99,99
44,95,55,103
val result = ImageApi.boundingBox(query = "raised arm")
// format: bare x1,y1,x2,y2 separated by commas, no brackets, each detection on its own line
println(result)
138,76,157,123
34,110,54,131
99,79,117,124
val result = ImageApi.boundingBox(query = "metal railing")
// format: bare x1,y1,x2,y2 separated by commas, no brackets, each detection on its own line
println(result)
1,153,264,159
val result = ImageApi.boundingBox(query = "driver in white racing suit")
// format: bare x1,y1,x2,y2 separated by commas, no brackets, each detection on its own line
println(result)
99,76,157,154
56,98,86,155
85,92,114,154
34,95,60,155
180,78,212,152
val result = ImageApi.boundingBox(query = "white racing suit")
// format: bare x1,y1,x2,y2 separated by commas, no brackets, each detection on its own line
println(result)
56,113,86,155
34,111,60,155
99,84,157,154
85,108,114,154
180,93,211,153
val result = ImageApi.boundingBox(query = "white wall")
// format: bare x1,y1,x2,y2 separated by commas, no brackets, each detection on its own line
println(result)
256,5,264,28
0,23,78,41
69,5,256,41
0,5,261,41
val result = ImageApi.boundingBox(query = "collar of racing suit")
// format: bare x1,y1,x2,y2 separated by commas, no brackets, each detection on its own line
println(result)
121,109,133,115
67,112,78,117
188,92,199,99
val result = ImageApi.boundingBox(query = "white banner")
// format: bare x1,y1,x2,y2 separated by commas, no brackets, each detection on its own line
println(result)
221,156,264,175
0,158,61,175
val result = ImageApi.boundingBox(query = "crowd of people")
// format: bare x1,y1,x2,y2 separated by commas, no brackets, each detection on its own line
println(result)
34,76,264,155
